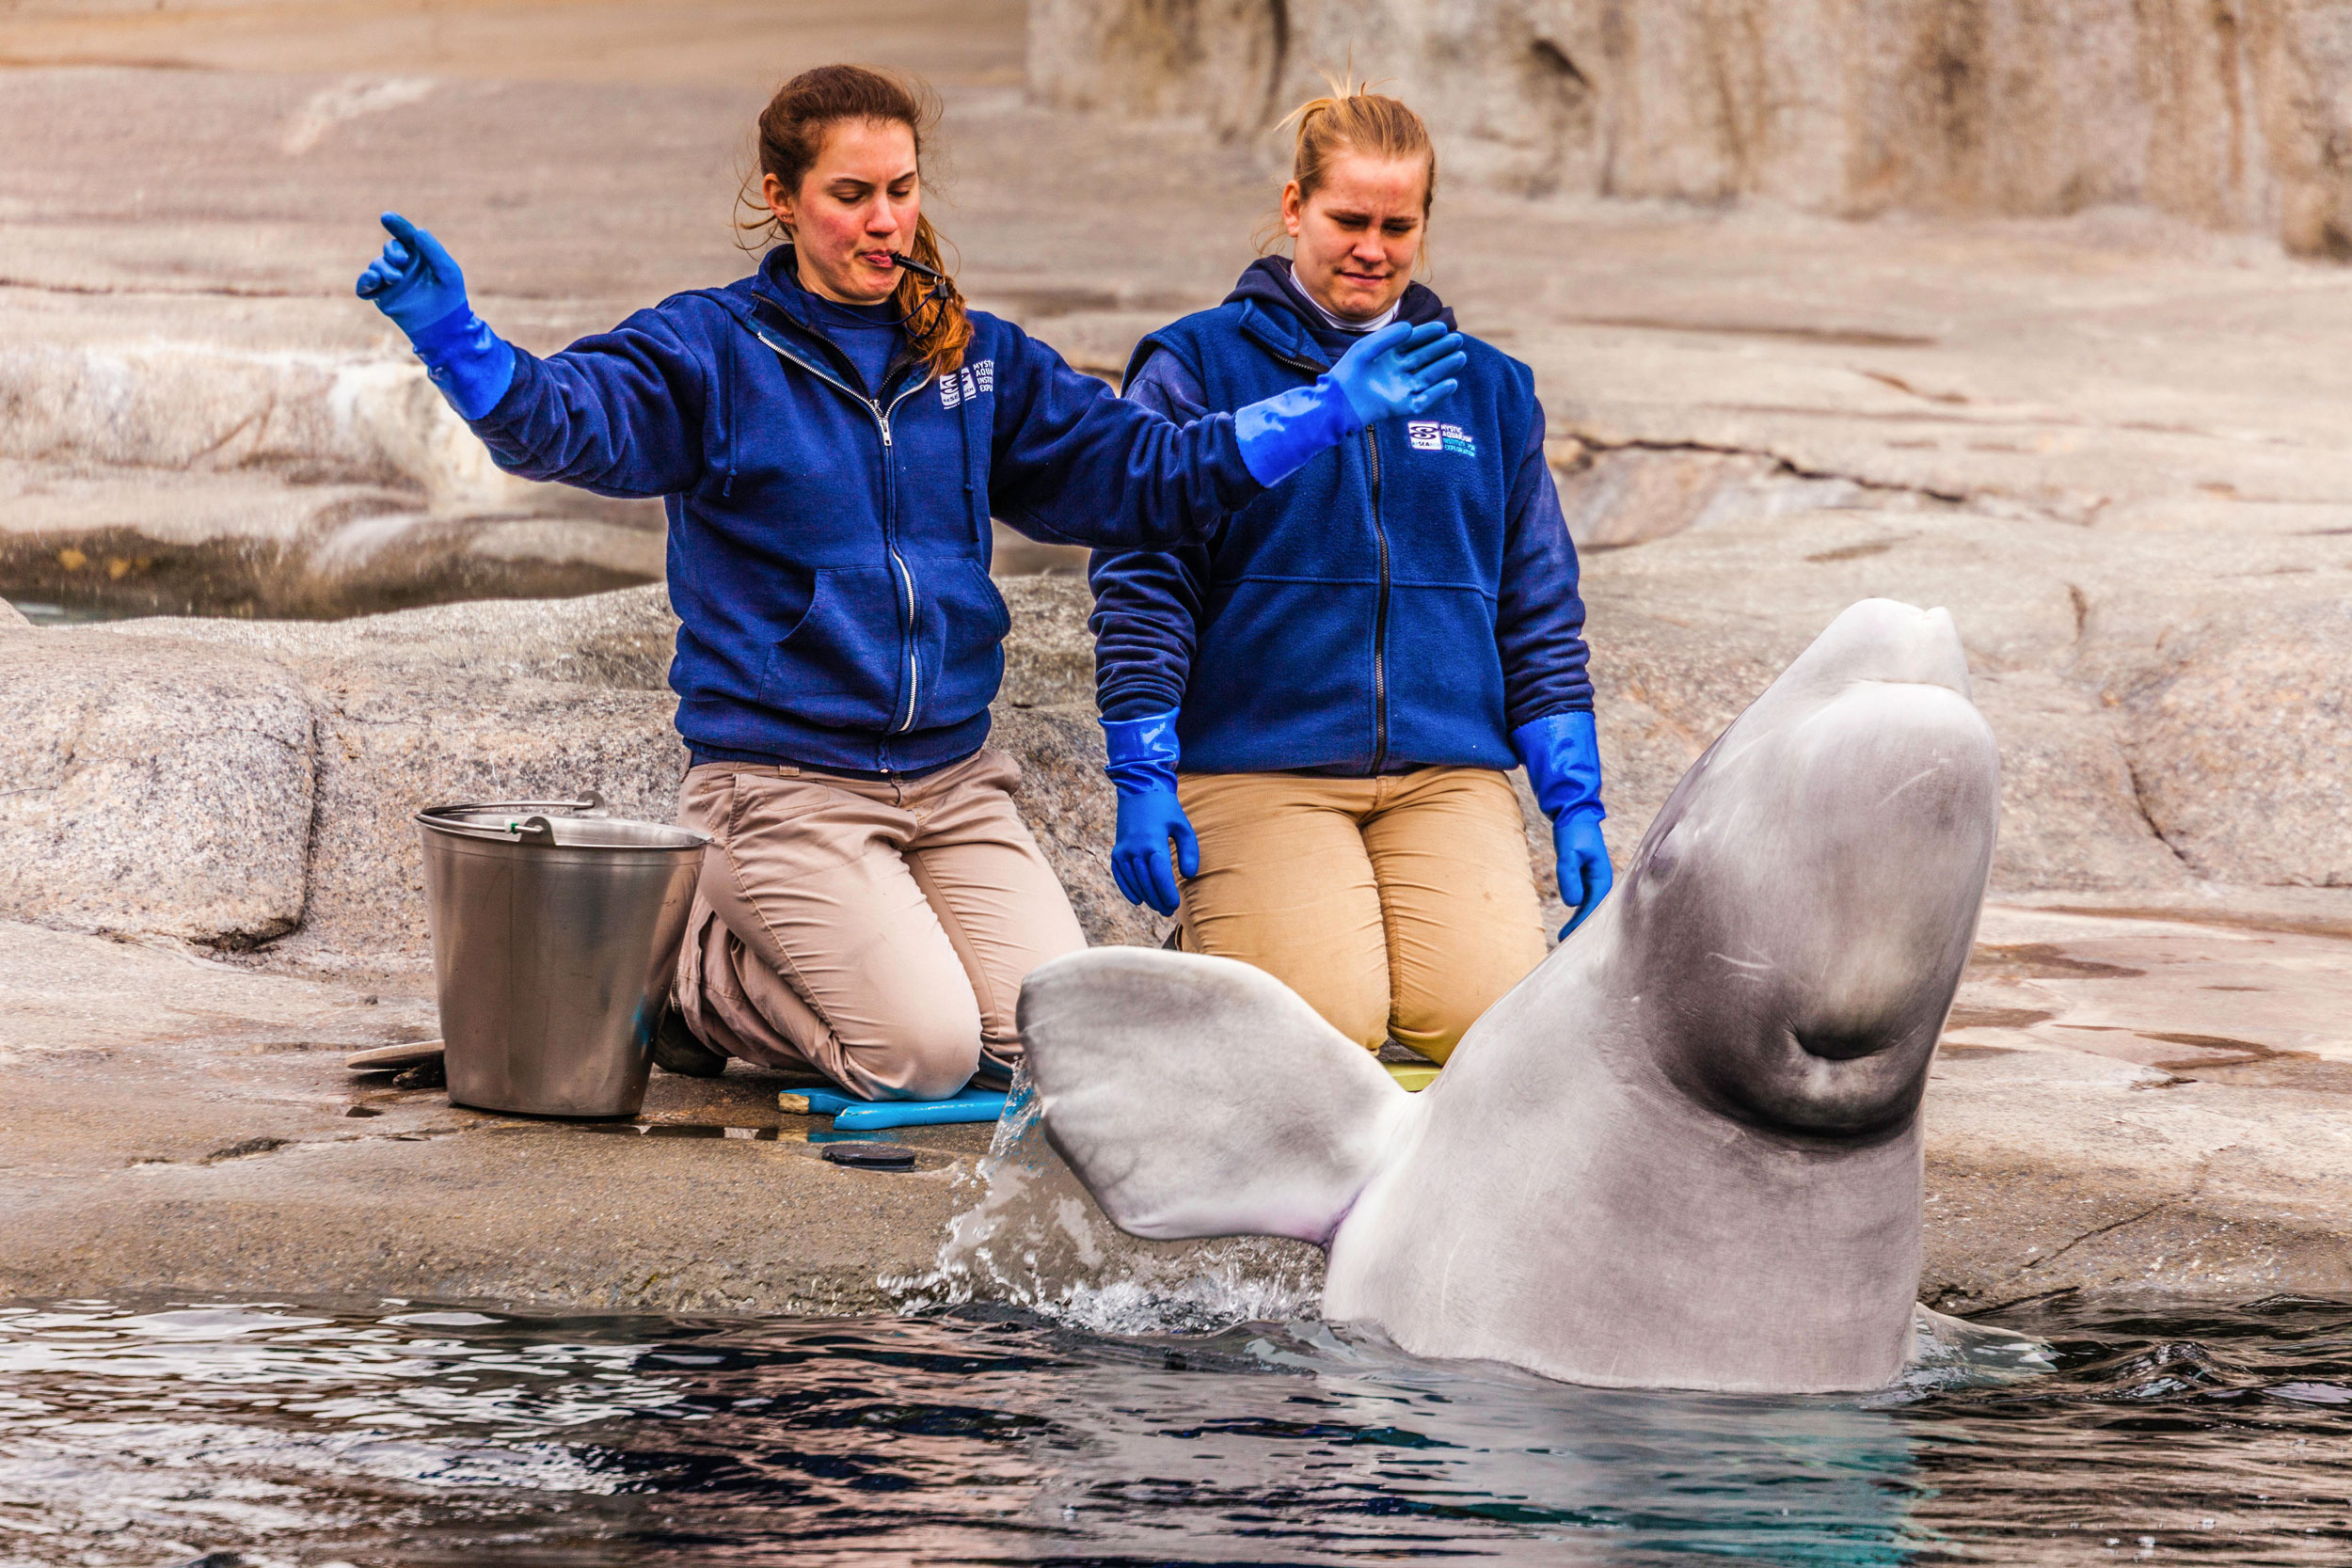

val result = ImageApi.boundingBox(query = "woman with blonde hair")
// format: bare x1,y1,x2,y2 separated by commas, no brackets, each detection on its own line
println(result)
1089,82,1611,1065
354,64,1468,1101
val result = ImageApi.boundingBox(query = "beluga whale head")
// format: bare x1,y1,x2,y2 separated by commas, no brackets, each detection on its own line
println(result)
1609,596,1993,1141
1018,599,2001,1393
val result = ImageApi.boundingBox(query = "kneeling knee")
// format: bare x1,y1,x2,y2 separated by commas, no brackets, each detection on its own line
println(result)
897,1036,982,1101
1305,981,1392,1053
850,994,984,1101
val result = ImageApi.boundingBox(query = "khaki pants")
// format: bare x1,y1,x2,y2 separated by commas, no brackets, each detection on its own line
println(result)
1176,767,1548,1062
673,750,1085,1101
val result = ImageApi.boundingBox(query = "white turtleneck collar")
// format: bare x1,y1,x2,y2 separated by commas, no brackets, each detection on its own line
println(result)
1282,260,1403,335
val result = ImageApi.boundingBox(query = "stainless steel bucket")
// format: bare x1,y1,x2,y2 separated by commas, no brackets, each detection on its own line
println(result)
416,794,708,1117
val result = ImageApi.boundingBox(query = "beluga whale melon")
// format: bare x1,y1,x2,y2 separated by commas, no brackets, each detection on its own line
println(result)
1017,599,2001,1394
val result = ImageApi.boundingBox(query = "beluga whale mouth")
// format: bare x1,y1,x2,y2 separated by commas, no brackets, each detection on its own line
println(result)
1017,599,2002,1395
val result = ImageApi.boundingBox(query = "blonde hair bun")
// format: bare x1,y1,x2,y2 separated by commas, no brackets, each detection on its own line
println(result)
1278,71,1437,214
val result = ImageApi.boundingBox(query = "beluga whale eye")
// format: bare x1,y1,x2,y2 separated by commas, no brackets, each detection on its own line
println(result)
1640,825,1679,884
1625,736,1719,892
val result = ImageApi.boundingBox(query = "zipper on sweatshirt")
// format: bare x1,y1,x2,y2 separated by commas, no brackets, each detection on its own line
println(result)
873,393,920,732
1363,426,1391,772
1279,349,1391,772
752,324,934,736
873,380,931,731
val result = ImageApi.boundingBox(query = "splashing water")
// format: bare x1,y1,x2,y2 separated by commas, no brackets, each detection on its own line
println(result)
1894,1306,2060,1397
887,1069,1326,1335
888,1073,2057,1392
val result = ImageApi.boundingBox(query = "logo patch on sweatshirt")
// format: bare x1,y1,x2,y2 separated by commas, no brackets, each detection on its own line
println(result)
939,359,996,409
1406,420,1476,457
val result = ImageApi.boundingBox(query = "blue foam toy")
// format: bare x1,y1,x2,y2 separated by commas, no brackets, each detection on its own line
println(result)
834,1089,1009,1130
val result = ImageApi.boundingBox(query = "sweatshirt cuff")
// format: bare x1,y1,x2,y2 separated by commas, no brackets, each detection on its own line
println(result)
408,304,518,421
1096,685,1187,724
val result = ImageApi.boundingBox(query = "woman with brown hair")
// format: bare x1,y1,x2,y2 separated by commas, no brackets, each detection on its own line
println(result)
1089,83,1611,1066
354,65,1469,1101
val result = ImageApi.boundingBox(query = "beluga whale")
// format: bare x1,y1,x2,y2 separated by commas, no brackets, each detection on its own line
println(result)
1017,599,2001,1394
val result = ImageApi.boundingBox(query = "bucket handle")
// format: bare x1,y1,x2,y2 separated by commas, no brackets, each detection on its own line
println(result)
421,790,606,818
416,791,608,844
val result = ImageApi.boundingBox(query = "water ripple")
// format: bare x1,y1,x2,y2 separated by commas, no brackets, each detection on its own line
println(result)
3,1294,2351,1564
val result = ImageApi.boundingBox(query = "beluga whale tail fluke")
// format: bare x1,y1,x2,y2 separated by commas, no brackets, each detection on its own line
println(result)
1019,599,2001,1395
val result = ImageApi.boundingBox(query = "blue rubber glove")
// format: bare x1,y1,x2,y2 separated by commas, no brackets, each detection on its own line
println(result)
1513,710,1614,938
1103,712,1199,918
1550,814,1613,938
1232,319,1469,485
356,212,516,420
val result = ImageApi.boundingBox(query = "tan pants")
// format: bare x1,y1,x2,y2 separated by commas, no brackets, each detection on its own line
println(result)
1176,767,1548,1063
673,750,1085,1101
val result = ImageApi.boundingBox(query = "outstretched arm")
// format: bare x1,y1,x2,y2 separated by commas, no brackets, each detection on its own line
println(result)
358,213,707,498
990,318,1465,550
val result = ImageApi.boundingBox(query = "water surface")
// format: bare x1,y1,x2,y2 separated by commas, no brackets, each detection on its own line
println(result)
4,1294,2349,1566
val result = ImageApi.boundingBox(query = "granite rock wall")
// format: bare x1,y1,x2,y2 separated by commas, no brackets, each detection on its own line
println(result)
1028,0,2352,255
10,567,2345,979
0,580,1168,978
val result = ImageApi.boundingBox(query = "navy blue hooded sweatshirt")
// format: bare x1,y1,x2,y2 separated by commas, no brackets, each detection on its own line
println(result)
1088,259,1592,775
464,248,1265,775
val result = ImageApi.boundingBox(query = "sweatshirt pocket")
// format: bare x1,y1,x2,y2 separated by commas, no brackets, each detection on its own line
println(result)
1379,583,1512,767
1187,576,1379,769
758,565,906,730
913,556,1011,731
